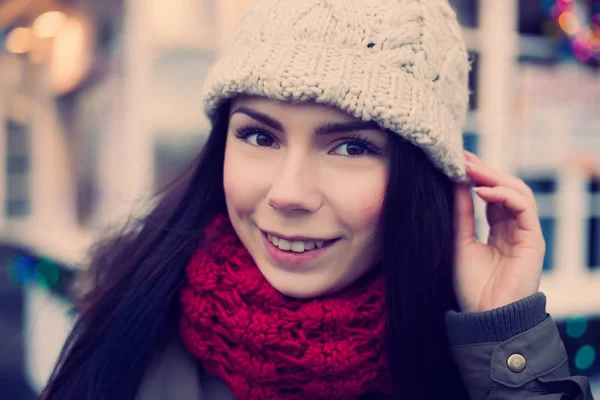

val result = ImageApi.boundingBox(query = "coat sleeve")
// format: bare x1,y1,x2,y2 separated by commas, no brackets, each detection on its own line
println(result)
445,293,595,400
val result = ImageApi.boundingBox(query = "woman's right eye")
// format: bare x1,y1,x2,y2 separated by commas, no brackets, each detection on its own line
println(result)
235,127,279,148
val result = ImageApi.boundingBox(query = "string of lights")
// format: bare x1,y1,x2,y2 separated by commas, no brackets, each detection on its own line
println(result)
542,0,600,62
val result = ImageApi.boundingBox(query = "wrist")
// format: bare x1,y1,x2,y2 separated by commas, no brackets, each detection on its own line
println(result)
446,292,548,345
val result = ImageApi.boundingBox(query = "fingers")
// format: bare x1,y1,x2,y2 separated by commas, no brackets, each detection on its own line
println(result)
454,184,476,244
473,186,540,232
465,151,533,197
464,151,542,234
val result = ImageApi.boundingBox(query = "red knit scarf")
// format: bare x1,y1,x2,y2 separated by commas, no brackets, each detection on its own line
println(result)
179,215,390,400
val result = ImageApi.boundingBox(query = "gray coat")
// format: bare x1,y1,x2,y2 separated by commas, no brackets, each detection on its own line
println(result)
136,294,594,400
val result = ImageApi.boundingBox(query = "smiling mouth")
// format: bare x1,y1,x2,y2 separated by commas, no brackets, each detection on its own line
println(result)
263,232,339,253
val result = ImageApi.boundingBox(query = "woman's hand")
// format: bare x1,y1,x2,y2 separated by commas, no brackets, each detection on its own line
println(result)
453,151,546,313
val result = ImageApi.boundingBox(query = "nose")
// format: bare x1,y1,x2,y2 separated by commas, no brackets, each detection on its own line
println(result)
266,156,323,214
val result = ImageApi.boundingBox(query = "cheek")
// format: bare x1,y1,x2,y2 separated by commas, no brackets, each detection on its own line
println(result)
223,140,270,212
223,145,249,210
327,170,387,230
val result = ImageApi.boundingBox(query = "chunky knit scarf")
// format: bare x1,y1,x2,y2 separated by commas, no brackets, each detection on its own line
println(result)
179,215,390,400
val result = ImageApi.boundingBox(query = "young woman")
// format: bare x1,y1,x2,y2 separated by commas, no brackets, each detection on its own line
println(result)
41,0,594,399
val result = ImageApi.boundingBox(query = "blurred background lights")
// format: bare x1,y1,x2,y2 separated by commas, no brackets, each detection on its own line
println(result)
573,39,593,60
32,11,67,39
557,0,575,13
566,315,589,338
48,16,94,95
576,26,593,41
5,27,34,54
29,43,51,64
35,258,61,289
541,0,556,12
7,256,37,284
6,255,62,289
559,11,580,35
543,0,600,62
575,345,597,371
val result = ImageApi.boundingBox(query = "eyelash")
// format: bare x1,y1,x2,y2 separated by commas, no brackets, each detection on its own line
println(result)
233,125,382,158
333,134,382,157
234,125,272,141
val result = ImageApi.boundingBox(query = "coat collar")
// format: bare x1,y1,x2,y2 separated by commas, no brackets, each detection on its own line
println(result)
137,337,202,400
137,337,236,400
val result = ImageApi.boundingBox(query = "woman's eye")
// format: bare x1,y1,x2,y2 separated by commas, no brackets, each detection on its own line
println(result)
332,142,369,157
235,127,279,148
247,133,276,147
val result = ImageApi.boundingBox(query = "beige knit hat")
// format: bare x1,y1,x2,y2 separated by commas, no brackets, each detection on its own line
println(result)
202,0,470,181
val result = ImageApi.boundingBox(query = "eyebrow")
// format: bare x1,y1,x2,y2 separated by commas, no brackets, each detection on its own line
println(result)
232,106,284,131
231,106,382,135
314,121,382,136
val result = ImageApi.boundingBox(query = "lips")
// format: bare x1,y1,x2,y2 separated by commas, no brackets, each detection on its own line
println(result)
261,230,339,266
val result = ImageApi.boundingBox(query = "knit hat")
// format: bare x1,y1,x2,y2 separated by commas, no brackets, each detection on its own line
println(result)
202,0,470,182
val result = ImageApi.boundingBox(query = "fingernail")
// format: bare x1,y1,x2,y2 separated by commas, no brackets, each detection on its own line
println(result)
465,151,481,162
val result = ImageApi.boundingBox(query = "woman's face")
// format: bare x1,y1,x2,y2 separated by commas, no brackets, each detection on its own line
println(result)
223,97,390,298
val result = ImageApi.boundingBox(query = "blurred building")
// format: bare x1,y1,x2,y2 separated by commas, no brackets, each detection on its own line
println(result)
0,0,598,397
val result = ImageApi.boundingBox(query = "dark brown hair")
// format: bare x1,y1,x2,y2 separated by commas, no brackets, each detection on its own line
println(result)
41,102,468,399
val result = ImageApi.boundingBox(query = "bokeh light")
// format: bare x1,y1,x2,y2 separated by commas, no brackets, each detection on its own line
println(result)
5,27,34,54
7,256,37,284
576,27,592,42
557,0,575,13
548,0,600,62
551,4,562,19
566,315,589,338
32,11,67,39
35,258,61,289
574,345,596,371
573,39,593,61
559,12,580,35
541,0,557,13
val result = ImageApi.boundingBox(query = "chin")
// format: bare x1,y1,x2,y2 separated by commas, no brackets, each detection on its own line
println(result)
276,287,325,300
258,267,334,300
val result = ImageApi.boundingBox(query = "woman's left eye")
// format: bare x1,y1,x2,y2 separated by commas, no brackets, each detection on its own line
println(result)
333,143,368,156
330,139,379,157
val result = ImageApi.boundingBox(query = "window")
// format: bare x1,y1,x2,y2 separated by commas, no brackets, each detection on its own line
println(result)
448,0,478,28
5,120,31,218
522,176,557,271
463,132,479,154
467,52,479,111
588,178,600,270
518,0,549,35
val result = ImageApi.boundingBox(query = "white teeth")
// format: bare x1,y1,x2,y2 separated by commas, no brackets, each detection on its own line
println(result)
304,241,315,250
277,239,291,251
290,241,305,252
267,233,323,252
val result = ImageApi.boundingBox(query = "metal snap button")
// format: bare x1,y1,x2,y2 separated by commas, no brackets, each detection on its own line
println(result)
507,354,527,373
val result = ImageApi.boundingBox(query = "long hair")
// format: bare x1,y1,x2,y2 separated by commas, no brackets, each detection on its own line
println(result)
41,102,468,399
